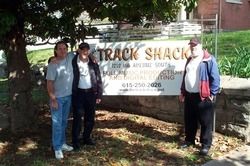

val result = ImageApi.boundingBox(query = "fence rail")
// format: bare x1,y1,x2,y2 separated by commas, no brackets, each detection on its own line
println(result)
97,18,216,42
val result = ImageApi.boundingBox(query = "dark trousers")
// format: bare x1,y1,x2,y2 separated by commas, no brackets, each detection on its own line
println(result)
72,89,96,145
184,92,214,147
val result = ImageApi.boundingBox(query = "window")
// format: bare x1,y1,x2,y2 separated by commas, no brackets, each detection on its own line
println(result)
225,0,242,4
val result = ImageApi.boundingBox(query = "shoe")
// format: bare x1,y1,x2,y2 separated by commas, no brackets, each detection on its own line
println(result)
83,139,95,146
73,144,81,151
199,147,210,156
180,141,195,149
62,144,73,152
55,150,64,160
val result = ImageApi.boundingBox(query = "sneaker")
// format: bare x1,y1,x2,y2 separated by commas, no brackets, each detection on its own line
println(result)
55,150,64,160
62,144,73,152
73,144,81,151
199,146,210,156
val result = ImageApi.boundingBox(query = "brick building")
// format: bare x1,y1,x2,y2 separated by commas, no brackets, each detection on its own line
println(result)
178,0,250,30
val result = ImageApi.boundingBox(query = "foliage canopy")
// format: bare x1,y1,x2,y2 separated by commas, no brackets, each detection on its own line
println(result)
0,0,197,47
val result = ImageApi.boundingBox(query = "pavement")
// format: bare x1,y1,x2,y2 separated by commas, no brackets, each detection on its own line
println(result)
203,143,250,166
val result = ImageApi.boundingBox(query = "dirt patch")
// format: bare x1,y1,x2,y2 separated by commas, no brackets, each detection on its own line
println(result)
0,106,244,165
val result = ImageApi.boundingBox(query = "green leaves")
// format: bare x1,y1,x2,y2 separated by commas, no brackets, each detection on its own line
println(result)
219,47,250,78
0,12,16,43
181,0,197,13
87,0,197,23
0,0,199,49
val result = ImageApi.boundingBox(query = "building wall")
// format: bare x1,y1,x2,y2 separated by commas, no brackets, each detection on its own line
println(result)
195,0,250,30
196,0,219,19
221,0,250,30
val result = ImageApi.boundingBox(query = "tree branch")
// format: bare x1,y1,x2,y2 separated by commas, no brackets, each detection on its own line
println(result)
26,38,56,46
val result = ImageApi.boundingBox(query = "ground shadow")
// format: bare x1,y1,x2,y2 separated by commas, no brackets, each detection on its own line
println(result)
0,109,215,165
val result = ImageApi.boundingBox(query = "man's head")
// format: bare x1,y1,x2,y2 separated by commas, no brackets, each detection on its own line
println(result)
189,37,203,58
79,42,90,50
188,37,200,47
78,42,90,56
54,41,68,58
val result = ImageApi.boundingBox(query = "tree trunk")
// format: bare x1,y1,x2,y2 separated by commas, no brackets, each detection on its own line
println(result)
4,22,35,132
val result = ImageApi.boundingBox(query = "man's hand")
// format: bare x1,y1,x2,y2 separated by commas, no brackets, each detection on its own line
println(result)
96,99,101,104
89,54,97,63
179,94,185,102
48,56,57,64
208,95,216,103
208,95,214,101
47,80,58,110
51,98,58,110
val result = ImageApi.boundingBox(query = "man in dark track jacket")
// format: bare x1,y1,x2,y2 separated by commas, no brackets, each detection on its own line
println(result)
71,42,103,150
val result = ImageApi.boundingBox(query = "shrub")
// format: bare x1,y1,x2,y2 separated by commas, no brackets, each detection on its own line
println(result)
219,47,250,78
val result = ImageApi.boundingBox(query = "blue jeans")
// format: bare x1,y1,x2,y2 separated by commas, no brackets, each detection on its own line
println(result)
50,95,71,151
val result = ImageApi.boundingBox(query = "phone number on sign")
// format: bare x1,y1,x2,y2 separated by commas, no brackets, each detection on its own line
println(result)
122,82,162,88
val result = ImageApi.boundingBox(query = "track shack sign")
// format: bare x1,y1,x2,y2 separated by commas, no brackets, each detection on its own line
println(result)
93,40,191,96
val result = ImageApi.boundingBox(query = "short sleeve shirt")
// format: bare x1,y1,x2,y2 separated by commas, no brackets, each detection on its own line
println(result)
46,52,75,97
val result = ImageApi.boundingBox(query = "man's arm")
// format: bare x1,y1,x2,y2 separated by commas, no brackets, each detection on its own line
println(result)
47,80,58,109
89,53,97,63
46,63,58,109
209,57,220,96
179,57,191,102
94,64,103,104
89,48,97,63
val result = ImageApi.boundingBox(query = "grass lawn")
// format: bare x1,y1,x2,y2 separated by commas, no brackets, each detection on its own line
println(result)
217,30,250,59
138,30,250,61
25,30,250,65
27,48,53,65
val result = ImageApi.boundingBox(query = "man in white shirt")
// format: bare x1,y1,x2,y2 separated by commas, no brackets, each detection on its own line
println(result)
71,42,103,151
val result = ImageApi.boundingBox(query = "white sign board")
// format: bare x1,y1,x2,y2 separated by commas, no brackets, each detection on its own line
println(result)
92,40,191,96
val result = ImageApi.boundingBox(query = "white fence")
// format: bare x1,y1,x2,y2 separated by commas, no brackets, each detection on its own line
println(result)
100,22,202,42
165,22,201,36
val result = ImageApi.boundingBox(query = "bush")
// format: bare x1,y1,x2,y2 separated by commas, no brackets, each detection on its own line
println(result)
219,47,250,78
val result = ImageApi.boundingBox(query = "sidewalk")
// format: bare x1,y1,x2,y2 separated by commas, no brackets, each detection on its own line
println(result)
203,144,250,166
